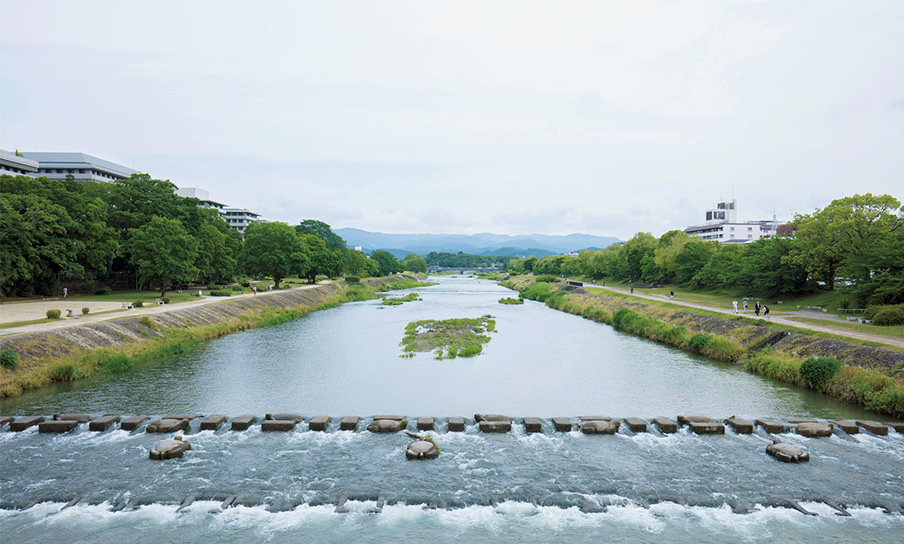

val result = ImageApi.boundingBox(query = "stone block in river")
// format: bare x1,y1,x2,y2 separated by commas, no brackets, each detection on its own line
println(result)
889,422,904,433
39,420,79,433
856,420,889,435
796,422,833,437
580,416,611,421
262,419,298,431
406,439,440,459
479,420,512,433
120,416,149,431
340,416,360,431
447,417,465,432
53,413,93,422
309,416,330,431
475,414,512,423
552,417,573,432
163,414,199,420
755,418,786,434
89,416,120,431
677,415,712,425
265,413,303,422
725,417,754,434
373,415,406,421
581,420,620,434
678,416,724,434
200,415,226,431
231,416,256,431
147,418,190,433
417,417,434,431
0,416,14,427
10,416,44,431
829,420,859,434
652,417,678,433
785,418,817,424
149,436,191,460
367,419,408,433
623,417,647,432
522,418,543,433
766,439,809,463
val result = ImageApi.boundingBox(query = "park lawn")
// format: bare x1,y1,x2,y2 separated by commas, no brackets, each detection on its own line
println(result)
790,316,904,340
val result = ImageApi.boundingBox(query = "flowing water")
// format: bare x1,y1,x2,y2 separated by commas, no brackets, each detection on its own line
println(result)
1,276,902,542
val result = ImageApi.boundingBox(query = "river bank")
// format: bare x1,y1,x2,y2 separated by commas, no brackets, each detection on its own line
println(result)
500,276,904,419
0,276,418,398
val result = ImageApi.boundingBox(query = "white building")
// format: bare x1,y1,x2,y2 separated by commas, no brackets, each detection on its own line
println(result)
684,199,781,244
0,149,39,176
223,208,261,234
176,187,227,213
19,151,138,182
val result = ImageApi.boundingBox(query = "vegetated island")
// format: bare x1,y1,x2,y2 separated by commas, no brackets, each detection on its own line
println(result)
381,293,421,306
400,316,496,360
498,297,524,305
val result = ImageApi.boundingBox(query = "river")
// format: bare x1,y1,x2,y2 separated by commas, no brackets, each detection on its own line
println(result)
1,275,902,542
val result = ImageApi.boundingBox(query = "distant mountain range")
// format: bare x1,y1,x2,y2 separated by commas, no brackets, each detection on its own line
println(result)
334,228,621,259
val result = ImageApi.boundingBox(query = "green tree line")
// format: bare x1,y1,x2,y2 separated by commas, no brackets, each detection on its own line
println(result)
0,174,414,297
507,194,903,306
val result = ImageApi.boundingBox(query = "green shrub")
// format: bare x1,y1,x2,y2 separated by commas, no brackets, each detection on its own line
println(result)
870,306,904,326
241,280,251,287
799,357,842,389
95,287,112,295
101,355,133,373
345,276,360,283
50,364,76,382
687,333,710,354
81,307,90,315
498,297,524,305
231,285,244,292
209,289,232,296
0,349,18,370
139,316,158,331
535,275,558,283
161,296,170,304
132,300,143,308
46,309,61,319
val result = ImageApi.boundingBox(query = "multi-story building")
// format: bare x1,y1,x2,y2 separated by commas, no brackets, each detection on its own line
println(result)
0,149,40,176
176,187,227,213
684,199,782,244
222,208,261,234
19,151,138,182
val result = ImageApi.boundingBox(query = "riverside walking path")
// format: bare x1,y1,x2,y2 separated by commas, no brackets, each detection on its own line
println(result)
0,282,330,337
580,282,904,350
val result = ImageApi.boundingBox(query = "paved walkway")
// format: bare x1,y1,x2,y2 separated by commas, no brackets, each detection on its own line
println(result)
0,283,328,337
583,284,904,350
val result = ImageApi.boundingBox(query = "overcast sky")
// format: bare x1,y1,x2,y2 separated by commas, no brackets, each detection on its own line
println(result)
2,0,902,240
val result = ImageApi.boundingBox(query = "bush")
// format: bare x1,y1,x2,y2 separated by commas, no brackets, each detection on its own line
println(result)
535,275,558,283
687,333,710,354
50,364,76,382
231,285,244,292
870,306,904,326
95,287,112,295
345,276,360,283
241,280,251,287
209,289,232,296
139,316,158,331
132,300,143,308
498,297,524,305
799,357,842,389
0,349,18,370
82,307,90,315
102,355,133,373
46,309,61,319
161,296,170,304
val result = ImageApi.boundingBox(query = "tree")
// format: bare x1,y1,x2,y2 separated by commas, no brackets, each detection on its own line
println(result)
194,221,236,283
296,219,347,253
672,240,717,285
129,216,199,296
343,248,379,277
301,234,343,283
371,250,401,277
611,233,656,281
242,221,309,288
401,253,427,273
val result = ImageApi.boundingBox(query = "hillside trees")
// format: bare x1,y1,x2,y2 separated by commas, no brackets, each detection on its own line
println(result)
242,221,309,288
401,253,428,273
371,250,401,276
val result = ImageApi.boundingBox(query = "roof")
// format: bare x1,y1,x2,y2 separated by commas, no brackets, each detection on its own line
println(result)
21,151,139,178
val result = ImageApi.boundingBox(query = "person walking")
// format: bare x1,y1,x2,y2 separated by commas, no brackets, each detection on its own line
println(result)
63,287,68,298
743,299,748,312
763,306,770,319
755,301,761,316
732,300,738,314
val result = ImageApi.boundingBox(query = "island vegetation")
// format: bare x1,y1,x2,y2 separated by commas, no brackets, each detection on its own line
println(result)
400,316,496,360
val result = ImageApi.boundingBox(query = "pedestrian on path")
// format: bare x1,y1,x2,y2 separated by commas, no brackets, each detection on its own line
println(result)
732,300,738,314
763,306,770,319
670,290,675,298
755,301,761,316
743,299,748,312
253,286,257,295
63,287,68,298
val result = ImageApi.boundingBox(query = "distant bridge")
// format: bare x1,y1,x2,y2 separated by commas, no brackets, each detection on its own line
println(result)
427,267,502,274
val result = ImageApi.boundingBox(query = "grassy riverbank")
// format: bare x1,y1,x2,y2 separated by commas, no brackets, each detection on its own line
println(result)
501,276,904,419
0,276,424,399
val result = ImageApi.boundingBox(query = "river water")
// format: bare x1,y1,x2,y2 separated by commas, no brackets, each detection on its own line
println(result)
1,275,902,542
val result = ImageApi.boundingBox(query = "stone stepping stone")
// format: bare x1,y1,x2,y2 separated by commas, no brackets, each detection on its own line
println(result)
146,418,190,433
522,418,543,433
10,416,44,431
121,416,149,431
623,417,647,432
149,437,191,460
261,419,299,431
725,417,754,434
889,422,904,433
53,413,92,422
679,416,724,434
309,416,330,431
231,416,256,431
89,416,120,431
856,420,888,435
797,422,833,437
652,417,677,433
552,417,573,432
367,419,408,433
447,417,465,432
39,420,79,433
0,416,13,427
581,420,620,434
265,413,303,422
755,418,787,434
830,420,859,434
416,417,434,431
766,439,809,463
340,416,360,431
479,420,512,433
200,415,227,431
